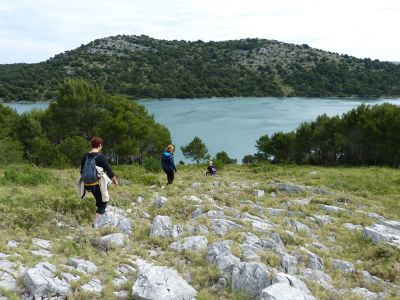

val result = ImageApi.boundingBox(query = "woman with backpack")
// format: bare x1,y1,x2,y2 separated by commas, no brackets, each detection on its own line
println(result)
80,136,118,225
161,145,177,184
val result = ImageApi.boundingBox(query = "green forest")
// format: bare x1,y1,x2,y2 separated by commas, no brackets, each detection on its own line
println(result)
255,103,400,167
1,35,400,101
0,79,171,167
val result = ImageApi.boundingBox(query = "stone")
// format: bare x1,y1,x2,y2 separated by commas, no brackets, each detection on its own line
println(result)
184,195,202,203
119,264,135,275
299,268,334,290
379,219,400,230
266,208,286,216
260,283,317,300
0,270,17,292
289,220,311,233
317,204,346,214
232,262,272,298
331,259,355,273
94,208,132,234
113,276,128,287
169,236,208,252
206,240,241,275
137,196,144,204
31,249,53,258
363,223,400,248
32,238,51,249
62,272,80,283
114,290,130,299
272,273,311,295
308,214,333,226
100,233,126,248
239,213,274,232
191,182,202,189
211,219,244,236
310,187,330,195
274,182,305,193
24,262,70,299
253,189,265,197
191,206,204,218
6,240,19,248
351,287,384,300
131,261,197,300
153,196,168,208
67,258,98,274
149,215,172,238
81,279,103,295
299,248,324,271
291,198,311,206
171,224,184,239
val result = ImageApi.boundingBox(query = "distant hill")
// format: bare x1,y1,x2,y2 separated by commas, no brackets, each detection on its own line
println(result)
1,35,400,101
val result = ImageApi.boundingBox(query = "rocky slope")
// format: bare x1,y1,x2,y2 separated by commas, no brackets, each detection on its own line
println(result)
0,164,399,299
1,35,400,101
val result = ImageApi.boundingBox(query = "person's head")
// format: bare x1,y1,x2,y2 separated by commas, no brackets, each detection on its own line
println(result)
166,145,174,153
208,160,213,166
91,136,103,150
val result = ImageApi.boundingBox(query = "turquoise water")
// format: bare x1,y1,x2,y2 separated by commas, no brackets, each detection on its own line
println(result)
5,97,400,162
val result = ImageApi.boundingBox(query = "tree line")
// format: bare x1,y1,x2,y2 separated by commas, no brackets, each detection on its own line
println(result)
1,35,400,101
0,79,171,167
255,103,400,167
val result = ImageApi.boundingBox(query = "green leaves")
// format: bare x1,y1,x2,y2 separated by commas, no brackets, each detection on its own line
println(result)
181,136,210,164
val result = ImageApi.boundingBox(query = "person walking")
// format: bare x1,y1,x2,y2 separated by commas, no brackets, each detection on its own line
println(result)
80,136,118,225
161,145,177,184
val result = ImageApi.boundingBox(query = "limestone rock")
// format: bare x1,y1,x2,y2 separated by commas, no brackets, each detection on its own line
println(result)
100,233,126,248
24,262,70,299
192,182,202,189
273,182,305,193
81,279,103,295
131,262,197,300
232,262,272,298
331,258,355,273
253,189,265,197
153,196,168,208
31,249,53,258
32,238,51,249
149,215,172,238
6,240,19,248
343,223,363,231
0,270,17,292
317,204,346,214
67,258,98,274
114,290,130,299
363,223,400,248
169,236,208,252
289,220,311,233
260,283,317,300
351,287,384,300
94,208,132,234
211,219,244,236
184,195,202,203
299,268,334,290
206,240,240,275
272,272,311,295
266,208,286,216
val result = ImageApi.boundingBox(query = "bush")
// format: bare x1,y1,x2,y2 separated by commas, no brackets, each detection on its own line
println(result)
28,136,56,166
3,166,53,186
142,156,162,173
214,151,237,164
56,136,89,166
242,154,257,164
0,137,24,165
213,159,224,171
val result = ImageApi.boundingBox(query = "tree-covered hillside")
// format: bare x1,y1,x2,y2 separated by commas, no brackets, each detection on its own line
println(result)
1,35,400,101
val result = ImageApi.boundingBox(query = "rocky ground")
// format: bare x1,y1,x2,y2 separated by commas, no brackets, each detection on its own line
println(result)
0,164,399,299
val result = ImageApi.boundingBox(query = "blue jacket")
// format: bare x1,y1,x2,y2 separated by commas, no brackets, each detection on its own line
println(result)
161,151,177,171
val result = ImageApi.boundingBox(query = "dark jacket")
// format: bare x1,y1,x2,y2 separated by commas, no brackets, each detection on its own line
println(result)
161,151,177,172
80,152,115,179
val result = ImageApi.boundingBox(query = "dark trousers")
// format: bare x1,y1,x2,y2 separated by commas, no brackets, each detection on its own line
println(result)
163,169,174,184
85,185,107,214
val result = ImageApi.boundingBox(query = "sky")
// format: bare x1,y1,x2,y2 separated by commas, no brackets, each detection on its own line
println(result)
0,0,399,64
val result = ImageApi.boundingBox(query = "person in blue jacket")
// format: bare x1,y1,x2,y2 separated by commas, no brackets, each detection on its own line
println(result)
161,145,177,184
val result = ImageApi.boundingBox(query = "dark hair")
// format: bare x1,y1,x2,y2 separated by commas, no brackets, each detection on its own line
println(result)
91,136,103,148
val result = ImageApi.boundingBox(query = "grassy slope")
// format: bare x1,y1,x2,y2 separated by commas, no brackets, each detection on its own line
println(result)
0,163,399,299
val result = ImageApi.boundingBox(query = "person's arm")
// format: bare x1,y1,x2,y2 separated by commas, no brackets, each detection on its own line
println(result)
170,155,177,172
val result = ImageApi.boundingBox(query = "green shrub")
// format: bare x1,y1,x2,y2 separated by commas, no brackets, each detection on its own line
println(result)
56,136,89,166
0,137,24,165
3,166,53,186
142,156,162,173
213,159,224,171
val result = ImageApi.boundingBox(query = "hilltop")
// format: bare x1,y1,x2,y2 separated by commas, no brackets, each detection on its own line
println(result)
0,163,399,299
1,35,400,101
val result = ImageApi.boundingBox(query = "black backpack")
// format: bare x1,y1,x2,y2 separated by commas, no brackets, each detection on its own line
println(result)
81,155,98,184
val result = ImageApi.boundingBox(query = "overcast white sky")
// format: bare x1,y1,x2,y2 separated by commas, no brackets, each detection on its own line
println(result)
0,0,399,63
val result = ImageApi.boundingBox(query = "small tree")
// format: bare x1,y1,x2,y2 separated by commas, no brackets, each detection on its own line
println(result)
215,151,237,164
181,136,210,164
242,154,257,164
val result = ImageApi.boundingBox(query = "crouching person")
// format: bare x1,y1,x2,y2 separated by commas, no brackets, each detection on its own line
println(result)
78,136,118,226
206,160,217,176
